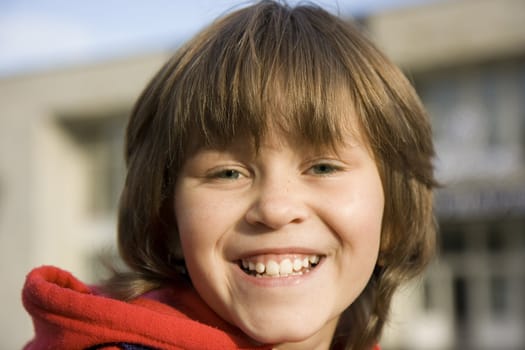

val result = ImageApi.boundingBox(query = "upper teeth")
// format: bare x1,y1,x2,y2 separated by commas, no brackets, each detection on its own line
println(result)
241,255,321,277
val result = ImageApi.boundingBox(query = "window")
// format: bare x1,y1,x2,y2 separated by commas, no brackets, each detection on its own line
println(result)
440,225,465,254
487,223,505,253
60,113,127,216
490,276,508,315
453,276,468,322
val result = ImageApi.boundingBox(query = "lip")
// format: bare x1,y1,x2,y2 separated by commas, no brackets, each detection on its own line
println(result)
235,247,325,260
231,254,325,288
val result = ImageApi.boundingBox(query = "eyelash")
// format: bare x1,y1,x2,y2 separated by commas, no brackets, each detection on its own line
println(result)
205,161,342,180
308,162,342,176
207,168,245,180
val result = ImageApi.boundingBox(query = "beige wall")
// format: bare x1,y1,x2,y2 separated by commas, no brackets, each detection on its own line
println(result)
0,53,168,348
367,1,525,349
367,0,525,72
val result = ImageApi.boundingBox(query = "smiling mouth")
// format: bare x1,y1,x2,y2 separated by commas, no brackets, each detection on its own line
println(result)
239,255,322,278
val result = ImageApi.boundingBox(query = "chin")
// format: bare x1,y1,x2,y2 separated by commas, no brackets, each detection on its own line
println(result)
246,328,312,345
238,317,330,346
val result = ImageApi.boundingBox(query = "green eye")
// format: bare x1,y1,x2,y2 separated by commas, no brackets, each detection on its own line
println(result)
214,169,241,179
310,163,338,175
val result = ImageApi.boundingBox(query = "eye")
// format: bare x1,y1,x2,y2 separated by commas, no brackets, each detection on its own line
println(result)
208,168,244,180
308,162,341,175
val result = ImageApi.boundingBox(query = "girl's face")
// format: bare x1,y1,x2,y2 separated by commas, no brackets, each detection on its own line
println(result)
174,126,384,349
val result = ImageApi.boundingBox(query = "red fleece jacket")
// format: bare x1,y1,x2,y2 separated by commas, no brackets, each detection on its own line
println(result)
22,266,381,350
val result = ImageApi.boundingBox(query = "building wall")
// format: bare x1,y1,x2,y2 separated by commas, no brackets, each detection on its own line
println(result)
367,0,525,349
0,54,168,348
367,0,525,72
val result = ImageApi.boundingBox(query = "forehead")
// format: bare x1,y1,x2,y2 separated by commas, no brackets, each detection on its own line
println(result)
262,113,364,151
189,107,367,161
189,79,365,148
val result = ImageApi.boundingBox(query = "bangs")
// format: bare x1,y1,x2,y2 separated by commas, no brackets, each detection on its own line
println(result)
171,2,360,153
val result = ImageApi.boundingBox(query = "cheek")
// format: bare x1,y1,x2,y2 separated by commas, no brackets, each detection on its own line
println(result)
356,170,385,229
323,177,384,274
174,189,238,254
174,190,208,254
176,193,212,229
357,193,384,252
330,177,384,238
174,193,217,285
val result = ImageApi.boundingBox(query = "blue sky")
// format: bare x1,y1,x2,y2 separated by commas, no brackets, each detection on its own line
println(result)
0,0,433,77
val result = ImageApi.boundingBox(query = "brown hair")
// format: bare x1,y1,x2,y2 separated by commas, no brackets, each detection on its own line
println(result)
109,1,437,349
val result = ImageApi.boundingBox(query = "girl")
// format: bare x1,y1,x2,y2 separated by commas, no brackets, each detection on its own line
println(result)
22,1,437,349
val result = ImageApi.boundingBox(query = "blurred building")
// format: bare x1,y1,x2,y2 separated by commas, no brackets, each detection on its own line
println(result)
0,0,524,349
367,0,525,349
0,54,170,348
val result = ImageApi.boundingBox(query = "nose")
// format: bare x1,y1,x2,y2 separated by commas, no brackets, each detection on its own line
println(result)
244,178,310,230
